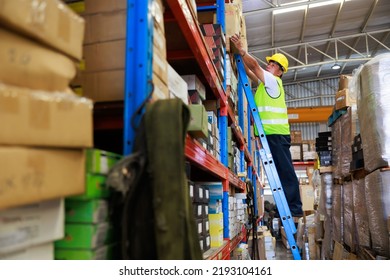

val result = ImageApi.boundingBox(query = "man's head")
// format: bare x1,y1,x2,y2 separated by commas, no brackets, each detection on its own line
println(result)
266,53,289,78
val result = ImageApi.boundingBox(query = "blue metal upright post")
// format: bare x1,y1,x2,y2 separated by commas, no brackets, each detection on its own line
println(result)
123,0,154,155
235,55,301,260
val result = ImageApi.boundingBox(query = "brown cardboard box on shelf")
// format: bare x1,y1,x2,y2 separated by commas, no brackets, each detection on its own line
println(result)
83,10,127,44
83,70,124,102
0,27,76,92
83,40,125,72
0,0,84,61
84,0,127,14
0,84,93,148
0,147,85,211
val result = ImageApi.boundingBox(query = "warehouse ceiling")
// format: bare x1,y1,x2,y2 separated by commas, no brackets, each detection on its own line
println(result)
243,0,390,85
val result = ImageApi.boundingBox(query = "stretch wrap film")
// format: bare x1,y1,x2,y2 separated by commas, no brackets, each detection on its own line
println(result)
364,169,390,257
342,181,354,251
332,184,343,244
319,173,333,260
358,53,390,172
352,179,370,248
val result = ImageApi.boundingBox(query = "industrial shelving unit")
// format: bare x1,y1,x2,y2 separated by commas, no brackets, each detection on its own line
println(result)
114,0,262,260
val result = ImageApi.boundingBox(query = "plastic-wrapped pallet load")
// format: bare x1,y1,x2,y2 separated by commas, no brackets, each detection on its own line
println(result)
352,178,370,248
318,173,333,260
342,181,355,252
332,184,343,244
358,53,390,172
331,118,341,179
364,169,390,258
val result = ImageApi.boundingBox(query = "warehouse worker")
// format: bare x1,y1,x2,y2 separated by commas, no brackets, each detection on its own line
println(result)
231,34,303,221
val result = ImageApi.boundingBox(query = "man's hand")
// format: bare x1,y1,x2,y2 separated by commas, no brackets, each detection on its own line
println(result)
230,33,246,56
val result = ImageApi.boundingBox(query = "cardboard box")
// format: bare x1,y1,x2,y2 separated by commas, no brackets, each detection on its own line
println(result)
84,0,127,14
84,9,127,44
167,64,188,105
0,242,54,260
151,74,169,101
65,199,109,224
0,84,93,148
0,27,76,91
55,244,115,260
0,199,64,256
338,74,352,91
84,40,125,72
68,174,109,201
153,43,168,84
181,75,206,100
86,149,122,175
290,130,302,143
188,104,209,139
0,0,85,61
82,70,124,101
55,222,112,249
335,89,355,110
0,147,85,210
300,185,315,211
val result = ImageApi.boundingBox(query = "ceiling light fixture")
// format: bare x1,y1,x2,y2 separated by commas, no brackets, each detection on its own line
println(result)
331,63,341,70
274,0,354,15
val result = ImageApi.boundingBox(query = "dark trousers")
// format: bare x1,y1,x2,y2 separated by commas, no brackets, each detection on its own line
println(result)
266,134,303,217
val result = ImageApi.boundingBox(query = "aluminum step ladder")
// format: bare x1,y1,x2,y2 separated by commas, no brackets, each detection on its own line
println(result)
235,54,301,260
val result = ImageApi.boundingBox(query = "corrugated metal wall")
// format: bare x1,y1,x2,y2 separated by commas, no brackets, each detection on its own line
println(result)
285,78,338,108
285,78,338,140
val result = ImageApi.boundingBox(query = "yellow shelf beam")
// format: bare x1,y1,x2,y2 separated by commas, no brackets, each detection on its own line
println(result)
287,106,333,123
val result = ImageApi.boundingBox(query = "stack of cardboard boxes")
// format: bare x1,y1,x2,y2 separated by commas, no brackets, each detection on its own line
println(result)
81,0,169,102
0,0,90,259
55,149,122,260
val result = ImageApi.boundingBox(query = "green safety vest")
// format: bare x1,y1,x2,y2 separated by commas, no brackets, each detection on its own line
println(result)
254,77,290,135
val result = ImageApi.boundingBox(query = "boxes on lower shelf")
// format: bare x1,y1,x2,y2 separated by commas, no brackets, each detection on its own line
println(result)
55,244,116,260
54,222,113,250
0,199,64,256
65,199,109,224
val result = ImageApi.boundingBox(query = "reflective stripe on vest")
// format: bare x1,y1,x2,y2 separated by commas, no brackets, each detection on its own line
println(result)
254,77,290,135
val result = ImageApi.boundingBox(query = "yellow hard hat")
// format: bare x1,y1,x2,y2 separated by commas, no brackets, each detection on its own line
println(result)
266,53,289,73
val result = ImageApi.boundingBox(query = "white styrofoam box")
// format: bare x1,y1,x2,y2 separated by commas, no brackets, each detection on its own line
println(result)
168,64,188,105
0,199,64,256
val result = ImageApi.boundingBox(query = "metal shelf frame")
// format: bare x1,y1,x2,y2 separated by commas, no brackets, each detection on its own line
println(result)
123,0,258,256
123,0,154,155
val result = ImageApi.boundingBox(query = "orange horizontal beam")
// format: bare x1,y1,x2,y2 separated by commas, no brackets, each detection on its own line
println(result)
287,106,333,123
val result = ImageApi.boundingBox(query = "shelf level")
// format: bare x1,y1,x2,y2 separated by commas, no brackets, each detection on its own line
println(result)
204,232,244,260
185,135,247,190
165,0,227,106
